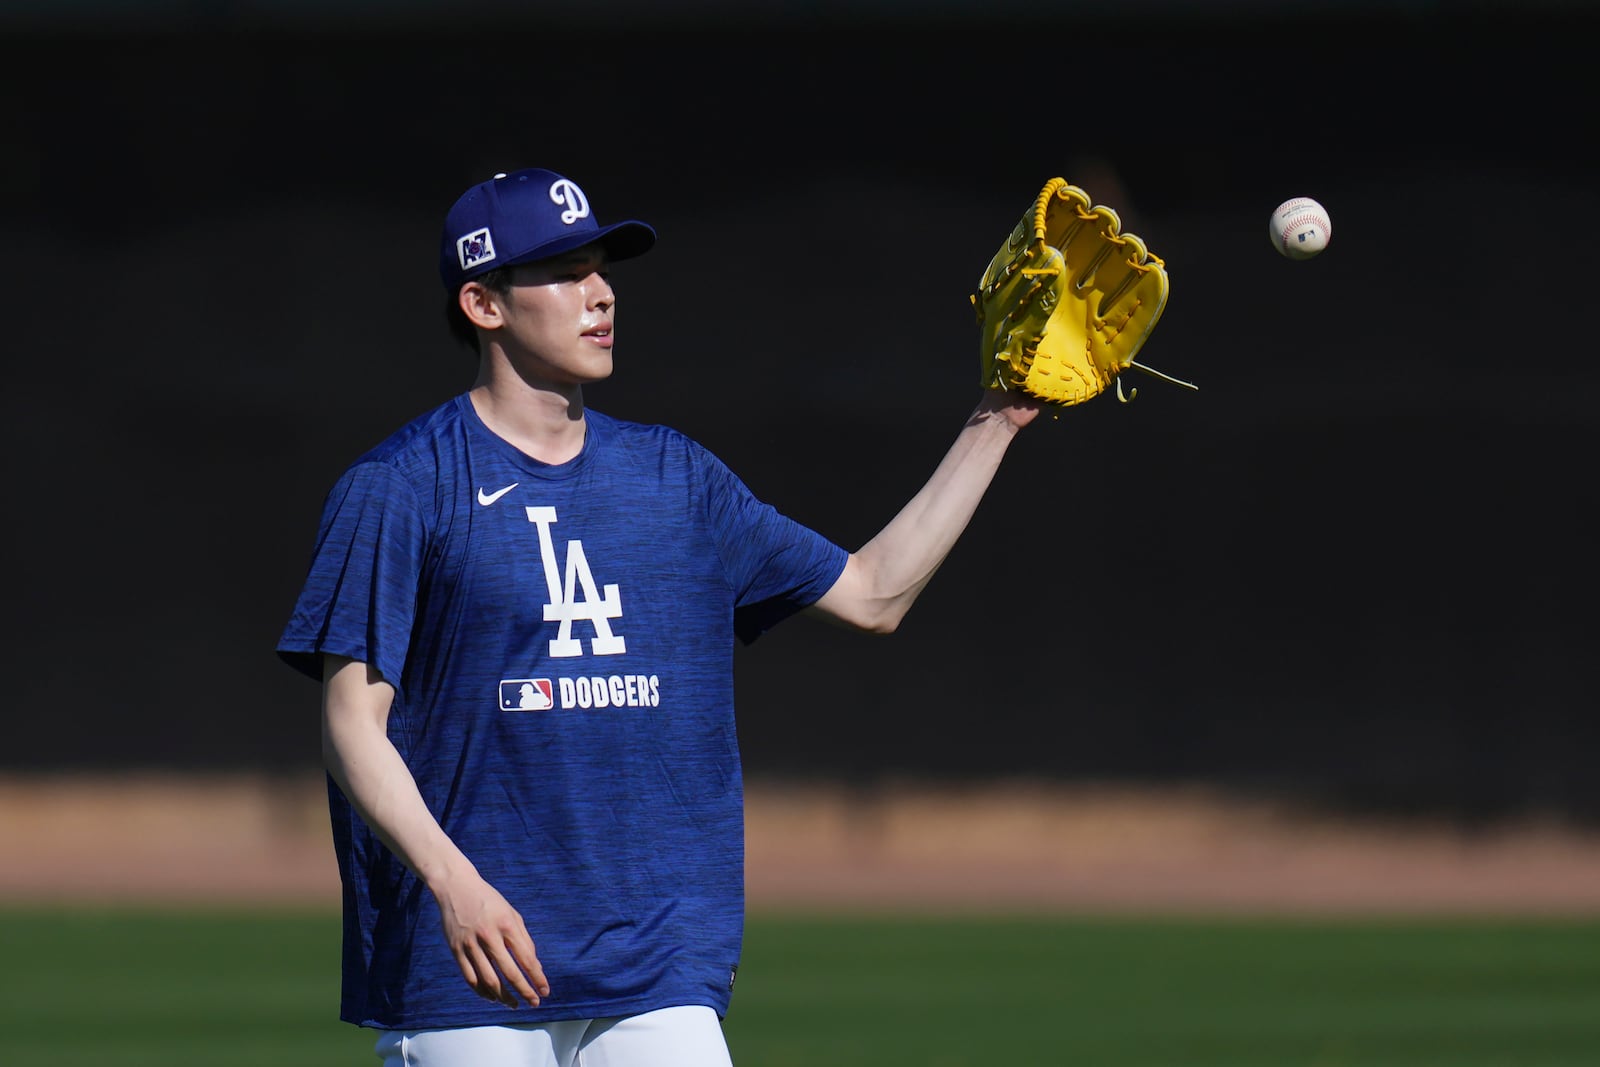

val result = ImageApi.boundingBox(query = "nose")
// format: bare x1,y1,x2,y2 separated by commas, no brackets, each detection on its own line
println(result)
586,272,614,310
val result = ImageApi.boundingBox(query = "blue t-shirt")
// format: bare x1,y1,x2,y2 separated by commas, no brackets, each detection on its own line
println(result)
276,395,848,1030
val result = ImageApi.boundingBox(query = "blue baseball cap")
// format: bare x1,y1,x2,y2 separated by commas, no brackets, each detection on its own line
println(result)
439,168,656,290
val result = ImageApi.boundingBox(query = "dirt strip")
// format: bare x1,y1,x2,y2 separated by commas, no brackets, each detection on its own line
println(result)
4,775,1600,914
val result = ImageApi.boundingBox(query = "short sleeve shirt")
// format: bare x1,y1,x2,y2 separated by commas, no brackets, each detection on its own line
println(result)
277,395,848,1029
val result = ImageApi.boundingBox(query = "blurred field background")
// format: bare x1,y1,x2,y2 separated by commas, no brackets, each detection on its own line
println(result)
3,0,1596,1063
5,775,1600,1064
8,907,1600,1067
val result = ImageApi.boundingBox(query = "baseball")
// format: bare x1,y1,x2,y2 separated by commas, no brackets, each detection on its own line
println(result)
1269,197,1332,260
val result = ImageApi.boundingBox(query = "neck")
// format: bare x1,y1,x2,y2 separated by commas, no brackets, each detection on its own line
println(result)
469,376,588,465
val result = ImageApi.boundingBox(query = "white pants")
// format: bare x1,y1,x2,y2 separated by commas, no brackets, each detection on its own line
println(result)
373,1004,734,1067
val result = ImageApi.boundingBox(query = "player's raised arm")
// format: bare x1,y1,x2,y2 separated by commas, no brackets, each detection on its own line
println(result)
811,175,1194,635
808,389,1042,633
321,655,550,1009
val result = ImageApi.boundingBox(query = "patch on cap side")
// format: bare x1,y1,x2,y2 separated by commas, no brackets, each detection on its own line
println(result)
457,227,496,271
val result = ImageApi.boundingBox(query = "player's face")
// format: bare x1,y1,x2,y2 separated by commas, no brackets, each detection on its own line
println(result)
492,247,617,385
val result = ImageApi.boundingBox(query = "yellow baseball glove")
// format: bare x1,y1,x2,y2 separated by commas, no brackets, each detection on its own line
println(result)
971,176,1194,405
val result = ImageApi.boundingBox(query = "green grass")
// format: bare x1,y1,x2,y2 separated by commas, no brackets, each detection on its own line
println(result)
0,907,369,1067
727,915,1600,1066
3,909,1598,1066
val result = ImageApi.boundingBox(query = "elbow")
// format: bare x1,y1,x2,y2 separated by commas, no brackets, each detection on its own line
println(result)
320,727,343,773
821,556,914,635
859,601,907,636
819,598,905,636
320,719,352,786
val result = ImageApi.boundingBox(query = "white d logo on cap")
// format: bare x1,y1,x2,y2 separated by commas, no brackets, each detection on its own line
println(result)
550,179,590,226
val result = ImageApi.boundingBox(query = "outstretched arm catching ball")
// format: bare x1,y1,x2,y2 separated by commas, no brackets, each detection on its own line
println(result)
812,176,1193,634
809,389,1043,633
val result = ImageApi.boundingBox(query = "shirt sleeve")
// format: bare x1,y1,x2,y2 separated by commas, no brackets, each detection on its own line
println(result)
275,460,428,689
696,449,849,645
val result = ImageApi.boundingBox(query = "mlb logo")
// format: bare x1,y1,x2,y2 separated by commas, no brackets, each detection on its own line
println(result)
500,679,554,711
457,227,496,270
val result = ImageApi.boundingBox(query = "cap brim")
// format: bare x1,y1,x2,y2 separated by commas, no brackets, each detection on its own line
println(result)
497,219,657,274
595,220,656,262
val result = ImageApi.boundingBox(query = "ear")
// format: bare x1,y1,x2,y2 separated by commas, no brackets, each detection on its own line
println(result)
458,281,504,331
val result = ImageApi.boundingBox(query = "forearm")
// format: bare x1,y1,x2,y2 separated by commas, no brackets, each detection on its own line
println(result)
814,392,1034,632
322,655,550,1005
858,402,1021,607
321,657,478,891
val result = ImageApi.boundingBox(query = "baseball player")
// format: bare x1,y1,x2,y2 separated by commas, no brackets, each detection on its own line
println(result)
276,166,1049,1066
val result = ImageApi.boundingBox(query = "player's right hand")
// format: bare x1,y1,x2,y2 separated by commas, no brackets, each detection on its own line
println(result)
432,870,551,1008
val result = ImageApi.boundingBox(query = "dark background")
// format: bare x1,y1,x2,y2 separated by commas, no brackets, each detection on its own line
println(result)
3,3,1594,823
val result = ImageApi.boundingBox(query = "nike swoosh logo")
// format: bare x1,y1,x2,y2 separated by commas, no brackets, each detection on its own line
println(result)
476,483,519,506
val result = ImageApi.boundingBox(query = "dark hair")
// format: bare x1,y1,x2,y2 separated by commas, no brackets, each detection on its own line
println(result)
444,266,515,353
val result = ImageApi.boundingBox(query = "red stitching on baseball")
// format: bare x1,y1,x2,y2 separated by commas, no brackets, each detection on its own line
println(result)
1278,212,1330,251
